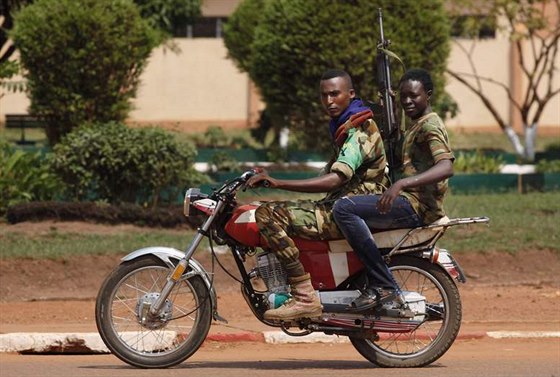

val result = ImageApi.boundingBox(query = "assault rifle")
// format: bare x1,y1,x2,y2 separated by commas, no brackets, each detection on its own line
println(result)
376,8,399,183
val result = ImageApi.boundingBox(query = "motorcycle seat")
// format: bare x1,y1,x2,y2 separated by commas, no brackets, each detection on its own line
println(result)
372,216,450,249
328,216,450,252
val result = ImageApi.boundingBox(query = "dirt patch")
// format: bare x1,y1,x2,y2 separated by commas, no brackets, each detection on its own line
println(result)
1,221,559,332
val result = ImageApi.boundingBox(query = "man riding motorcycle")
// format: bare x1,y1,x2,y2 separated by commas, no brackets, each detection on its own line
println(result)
246,69,389,321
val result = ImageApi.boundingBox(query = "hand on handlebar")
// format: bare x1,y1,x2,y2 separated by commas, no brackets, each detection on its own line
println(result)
246,171,273,189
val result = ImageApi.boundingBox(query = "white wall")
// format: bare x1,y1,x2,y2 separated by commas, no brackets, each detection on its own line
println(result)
446,36,512,128
2,37,558,132
129,39,249,124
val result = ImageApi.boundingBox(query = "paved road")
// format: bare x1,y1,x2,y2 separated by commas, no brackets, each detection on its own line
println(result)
1,337,559,377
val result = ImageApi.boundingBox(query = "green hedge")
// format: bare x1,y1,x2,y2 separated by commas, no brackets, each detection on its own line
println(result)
50,122,208,207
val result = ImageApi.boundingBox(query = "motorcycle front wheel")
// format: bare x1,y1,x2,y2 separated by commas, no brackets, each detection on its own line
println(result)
350,255,462,368
95,255,212,368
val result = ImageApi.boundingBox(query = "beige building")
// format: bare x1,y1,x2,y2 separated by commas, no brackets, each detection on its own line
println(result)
1,0,559,135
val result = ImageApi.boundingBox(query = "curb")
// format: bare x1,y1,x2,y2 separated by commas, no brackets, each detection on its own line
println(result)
486,331,560,339
206,332,265,343
1,330,558,354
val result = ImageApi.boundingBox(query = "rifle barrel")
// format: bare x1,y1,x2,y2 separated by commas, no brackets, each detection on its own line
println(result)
377,8,398,182
378,9,385,45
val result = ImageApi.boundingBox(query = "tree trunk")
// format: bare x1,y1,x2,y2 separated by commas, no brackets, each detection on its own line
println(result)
524,123,538,162
504,126,525,159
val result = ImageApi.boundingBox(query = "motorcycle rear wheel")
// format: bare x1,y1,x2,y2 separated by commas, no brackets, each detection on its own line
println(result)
95,255,212,368
350,255,462,368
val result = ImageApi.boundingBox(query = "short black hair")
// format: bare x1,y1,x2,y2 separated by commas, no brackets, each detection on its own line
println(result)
399,68,433,93
320,69,354,89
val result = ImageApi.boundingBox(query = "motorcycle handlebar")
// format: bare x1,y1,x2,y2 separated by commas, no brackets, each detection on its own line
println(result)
214,169,272,196
240,168,270,187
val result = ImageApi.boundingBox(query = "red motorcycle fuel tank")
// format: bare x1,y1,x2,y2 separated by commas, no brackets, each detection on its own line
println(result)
224,204,263,247
224,203,365,290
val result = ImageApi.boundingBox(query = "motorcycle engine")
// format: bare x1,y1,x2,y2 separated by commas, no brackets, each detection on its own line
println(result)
256,252,290,308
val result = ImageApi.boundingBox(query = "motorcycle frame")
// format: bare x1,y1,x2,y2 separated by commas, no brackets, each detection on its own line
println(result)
120,170,489,329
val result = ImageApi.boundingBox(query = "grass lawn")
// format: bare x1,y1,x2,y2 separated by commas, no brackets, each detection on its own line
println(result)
0,230,198,260
443,192,559,254
447,129,558,153
1,192,558,260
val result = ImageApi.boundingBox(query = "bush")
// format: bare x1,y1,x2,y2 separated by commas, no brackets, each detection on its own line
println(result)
209,151,240,172
544,141,560,153
205,126,229,148
11,0,160,145
186,126,258,149
453,150,504,173
186,126,229,148
50,122,209,207
0,139,61,215
536,160,560,173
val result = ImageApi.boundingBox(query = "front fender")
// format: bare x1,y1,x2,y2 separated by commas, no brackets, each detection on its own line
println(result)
121,247,224,322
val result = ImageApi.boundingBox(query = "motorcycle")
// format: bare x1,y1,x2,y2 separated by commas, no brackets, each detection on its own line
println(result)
95,168,489,368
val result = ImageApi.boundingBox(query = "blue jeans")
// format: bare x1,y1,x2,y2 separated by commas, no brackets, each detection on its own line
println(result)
333,195,423,290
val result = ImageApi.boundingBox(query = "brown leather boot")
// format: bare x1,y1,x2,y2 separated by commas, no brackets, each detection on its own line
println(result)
263,273,322,321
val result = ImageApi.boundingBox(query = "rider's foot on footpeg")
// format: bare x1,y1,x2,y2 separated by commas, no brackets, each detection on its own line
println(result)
346,288,398,311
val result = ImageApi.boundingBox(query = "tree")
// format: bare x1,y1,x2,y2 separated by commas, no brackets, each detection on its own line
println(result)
2,0,200,64
0,1,31,67
10,0,160,145
0,0,30,95
134,0,201,35
2,0,201,98
223,0,265,75
447,0,560,161
224,0,452,151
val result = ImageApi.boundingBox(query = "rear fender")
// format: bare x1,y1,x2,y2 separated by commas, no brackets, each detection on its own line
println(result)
428,248,467,283
121,247,222,321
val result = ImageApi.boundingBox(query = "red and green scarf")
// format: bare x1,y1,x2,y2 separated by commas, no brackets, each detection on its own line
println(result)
329,98,373,147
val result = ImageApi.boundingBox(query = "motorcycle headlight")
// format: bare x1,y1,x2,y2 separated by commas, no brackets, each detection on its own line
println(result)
183,188,208,217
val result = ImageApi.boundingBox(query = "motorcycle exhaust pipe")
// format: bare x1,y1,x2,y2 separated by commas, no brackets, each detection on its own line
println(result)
307,324,379,340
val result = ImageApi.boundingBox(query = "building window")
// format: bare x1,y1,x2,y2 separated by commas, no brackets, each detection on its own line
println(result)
450,15,496,39
173,17,227,38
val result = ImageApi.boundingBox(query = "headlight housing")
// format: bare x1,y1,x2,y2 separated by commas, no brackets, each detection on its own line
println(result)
183,188,208,217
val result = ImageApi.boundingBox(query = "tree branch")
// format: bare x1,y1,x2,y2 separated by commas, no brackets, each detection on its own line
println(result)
451,39,484,92
446,69,522,113
446,69,509,130
545,34,559,97
533,87,560,125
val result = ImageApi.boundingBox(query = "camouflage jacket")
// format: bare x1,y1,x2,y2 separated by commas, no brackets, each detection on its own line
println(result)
322,117,389,202
397,112,454,224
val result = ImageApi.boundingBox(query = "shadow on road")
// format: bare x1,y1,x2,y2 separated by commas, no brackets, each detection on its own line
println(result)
81,359,445,370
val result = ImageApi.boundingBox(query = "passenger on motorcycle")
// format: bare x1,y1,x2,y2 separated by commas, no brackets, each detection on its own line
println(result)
333,68,455,311
246,69,389,321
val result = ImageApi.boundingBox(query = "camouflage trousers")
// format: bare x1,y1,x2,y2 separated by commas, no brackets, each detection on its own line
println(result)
254,200,344,279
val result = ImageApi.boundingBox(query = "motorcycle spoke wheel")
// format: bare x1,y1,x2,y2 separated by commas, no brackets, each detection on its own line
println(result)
96,256,212,368
350,255,462,368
